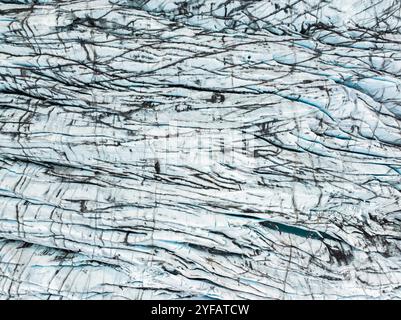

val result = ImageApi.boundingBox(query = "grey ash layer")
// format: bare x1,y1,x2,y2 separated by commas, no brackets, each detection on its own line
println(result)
0,0,401,299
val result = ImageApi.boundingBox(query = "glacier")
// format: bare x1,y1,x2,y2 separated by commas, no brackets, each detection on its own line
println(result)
0,0,401,299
